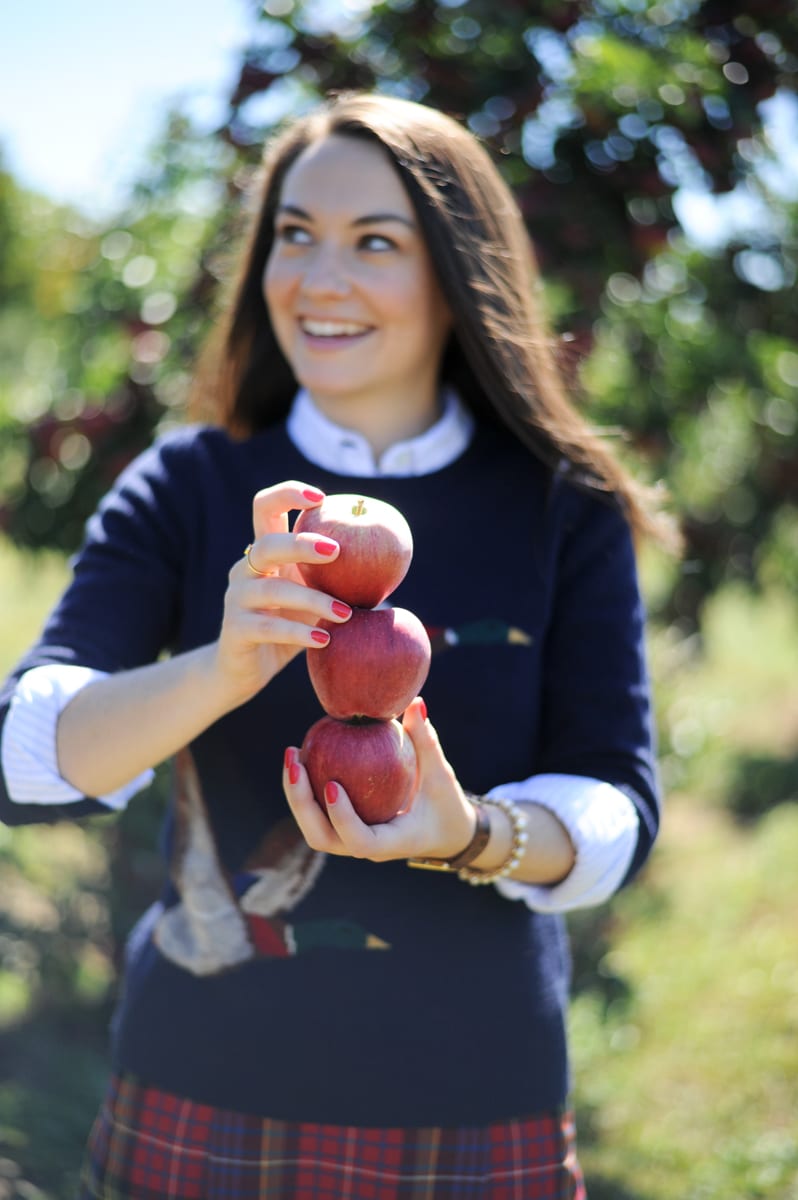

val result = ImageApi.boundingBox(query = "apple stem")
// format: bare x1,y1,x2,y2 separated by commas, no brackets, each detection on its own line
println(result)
352,498,367,516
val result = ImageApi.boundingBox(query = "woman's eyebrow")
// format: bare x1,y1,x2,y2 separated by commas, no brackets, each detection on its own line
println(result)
275,204,313,220
276,203,415,230
352,212,416,229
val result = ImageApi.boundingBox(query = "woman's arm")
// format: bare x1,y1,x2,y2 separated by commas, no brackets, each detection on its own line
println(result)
55,645,239,798
36,482,353,801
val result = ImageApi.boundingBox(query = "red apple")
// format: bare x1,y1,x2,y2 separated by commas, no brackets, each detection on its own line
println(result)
294,493,413,608
300,715,417,825
308,606,431,720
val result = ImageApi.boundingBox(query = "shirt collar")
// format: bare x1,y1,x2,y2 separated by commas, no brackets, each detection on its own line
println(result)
285,387,475,478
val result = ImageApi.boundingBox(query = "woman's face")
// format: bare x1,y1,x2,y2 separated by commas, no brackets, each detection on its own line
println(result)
263,135,451,426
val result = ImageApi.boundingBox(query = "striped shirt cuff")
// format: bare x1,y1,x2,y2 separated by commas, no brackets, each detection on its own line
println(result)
487,774,639,913
1,664,154,811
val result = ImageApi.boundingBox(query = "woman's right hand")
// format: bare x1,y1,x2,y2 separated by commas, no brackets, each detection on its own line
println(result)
53,480,348,799
210,481,352,707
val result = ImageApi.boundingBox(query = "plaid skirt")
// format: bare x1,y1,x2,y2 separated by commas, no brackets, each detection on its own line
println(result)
78,1072,585,1199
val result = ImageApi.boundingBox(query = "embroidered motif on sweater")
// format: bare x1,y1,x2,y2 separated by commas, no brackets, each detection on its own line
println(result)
154,749,389,975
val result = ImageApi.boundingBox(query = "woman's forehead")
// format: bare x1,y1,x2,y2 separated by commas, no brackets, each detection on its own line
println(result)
278,136,414,220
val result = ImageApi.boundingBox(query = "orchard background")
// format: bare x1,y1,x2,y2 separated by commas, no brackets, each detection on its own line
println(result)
1,2,796,1196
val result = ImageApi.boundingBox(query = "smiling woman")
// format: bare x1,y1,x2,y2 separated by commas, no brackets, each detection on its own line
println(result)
263,136,452,454
0,90,668,1198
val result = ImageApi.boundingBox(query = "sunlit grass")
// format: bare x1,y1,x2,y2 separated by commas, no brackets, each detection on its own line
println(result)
573,804,798,1198
0,539,69,674
650,584,798,804
573,582,798,1199
0,539,110,1198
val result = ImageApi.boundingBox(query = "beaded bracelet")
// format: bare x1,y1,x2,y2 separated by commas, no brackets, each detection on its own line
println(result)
457,796,529,885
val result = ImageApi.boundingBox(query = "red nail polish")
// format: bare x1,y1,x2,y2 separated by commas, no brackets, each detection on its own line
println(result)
331,600,352,619
324,781,338,805
311,628,330,645
315,540,337,557
418,697,427,721
284,748,301,785
303,488,325,502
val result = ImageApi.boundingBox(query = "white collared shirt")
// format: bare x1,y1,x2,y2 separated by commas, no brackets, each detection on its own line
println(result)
1,390,639,912
287,386,475,477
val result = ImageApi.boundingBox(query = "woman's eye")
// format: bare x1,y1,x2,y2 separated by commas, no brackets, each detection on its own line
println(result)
359,233,396,252
276,224,313,246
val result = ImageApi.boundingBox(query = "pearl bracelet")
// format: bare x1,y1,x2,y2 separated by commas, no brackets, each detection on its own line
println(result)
457,796,529,885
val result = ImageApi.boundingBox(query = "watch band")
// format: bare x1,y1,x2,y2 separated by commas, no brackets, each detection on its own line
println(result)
407,798,491,872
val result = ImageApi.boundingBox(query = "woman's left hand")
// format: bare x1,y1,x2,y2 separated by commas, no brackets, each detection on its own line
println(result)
282,697,476,862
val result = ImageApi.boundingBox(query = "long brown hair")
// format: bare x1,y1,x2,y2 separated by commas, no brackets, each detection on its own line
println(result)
191,91,676,547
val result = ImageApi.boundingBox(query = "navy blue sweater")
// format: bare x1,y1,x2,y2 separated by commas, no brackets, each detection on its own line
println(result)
0,420,659,1124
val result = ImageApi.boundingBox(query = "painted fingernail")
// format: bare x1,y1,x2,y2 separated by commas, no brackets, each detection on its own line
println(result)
324,781,338,805
331,600,352,619
284,748,301,785
315,539,338,557
303,488,325,502
311,628,330,645
418,696,428,721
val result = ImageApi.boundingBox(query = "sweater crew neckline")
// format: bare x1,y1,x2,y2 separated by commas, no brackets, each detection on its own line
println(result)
285,387,475,479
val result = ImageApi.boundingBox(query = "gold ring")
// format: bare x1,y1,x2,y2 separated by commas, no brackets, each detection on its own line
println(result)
244,544,274,577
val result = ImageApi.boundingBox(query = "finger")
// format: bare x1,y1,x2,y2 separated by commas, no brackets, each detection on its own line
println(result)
321,781,386,857
252,481,326,541
402,697,461,804
233,609,335,651
234,575,353,626
282,748,342,852
238,532,340,579
402,696,442,765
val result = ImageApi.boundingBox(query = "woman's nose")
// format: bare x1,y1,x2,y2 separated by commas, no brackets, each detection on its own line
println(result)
298,244,352,298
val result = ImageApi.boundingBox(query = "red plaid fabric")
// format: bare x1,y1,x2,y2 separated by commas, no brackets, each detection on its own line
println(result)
79,1072,585,1199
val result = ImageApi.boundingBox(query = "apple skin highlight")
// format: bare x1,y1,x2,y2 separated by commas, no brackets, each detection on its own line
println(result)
308,606,431,721
294,494,413,609
300,715,418,825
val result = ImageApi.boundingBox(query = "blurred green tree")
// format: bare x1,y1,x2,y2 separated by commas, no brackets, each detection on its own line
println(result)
1,0,796,628
0,115,232,551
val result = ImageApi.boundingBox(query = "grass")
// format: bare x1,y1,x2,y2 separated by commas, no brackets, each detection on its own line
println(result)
571,802,798,1198
571,584,798,1199
0,540,108,1198
0,541,68,672
0,539,797,1197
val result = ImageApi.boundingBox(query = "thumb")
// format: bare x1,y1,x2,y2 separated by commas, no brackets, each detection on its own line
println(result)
403,696,443,768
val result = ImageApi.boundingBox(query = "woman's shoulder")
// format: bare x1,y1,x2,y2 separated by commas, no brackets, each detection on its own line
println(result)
146,421,241,464
122,420,289,485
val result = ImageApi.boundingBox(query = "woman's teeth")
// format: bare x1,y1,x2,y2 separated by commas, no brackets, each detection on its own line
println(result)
301,319,370,337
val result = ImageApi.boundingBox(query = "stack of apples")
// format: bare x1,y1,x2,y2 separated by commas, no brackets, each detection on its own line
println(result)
295,494,431,824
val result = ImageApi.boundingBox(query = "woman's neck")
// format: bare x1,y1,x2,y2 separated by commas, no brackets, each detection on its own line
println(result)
308,390,442,459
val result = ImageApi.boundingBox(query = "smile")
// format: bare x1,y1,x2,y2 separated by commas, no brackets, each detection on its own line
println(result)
300,319,372,338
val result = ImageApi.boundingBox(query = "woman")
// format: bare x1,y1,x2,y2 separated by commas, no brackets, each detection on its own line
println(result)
0,92,669,1197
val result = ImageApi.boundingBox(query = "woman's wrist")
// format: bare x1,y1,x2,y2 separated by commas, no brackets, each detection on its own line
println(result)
406,796,576,887
407,794,488,872
203,640,283,715
456,797,529,884
407,792,523,876
460,800,513,874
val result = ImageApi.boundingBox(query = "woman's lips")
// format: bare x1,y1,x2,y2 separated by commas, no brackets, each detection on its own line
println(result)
298,318,374,349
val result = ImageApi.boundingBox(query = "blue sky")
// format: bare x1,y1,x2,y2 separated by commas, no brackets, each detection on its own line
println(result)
1,0,252,215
